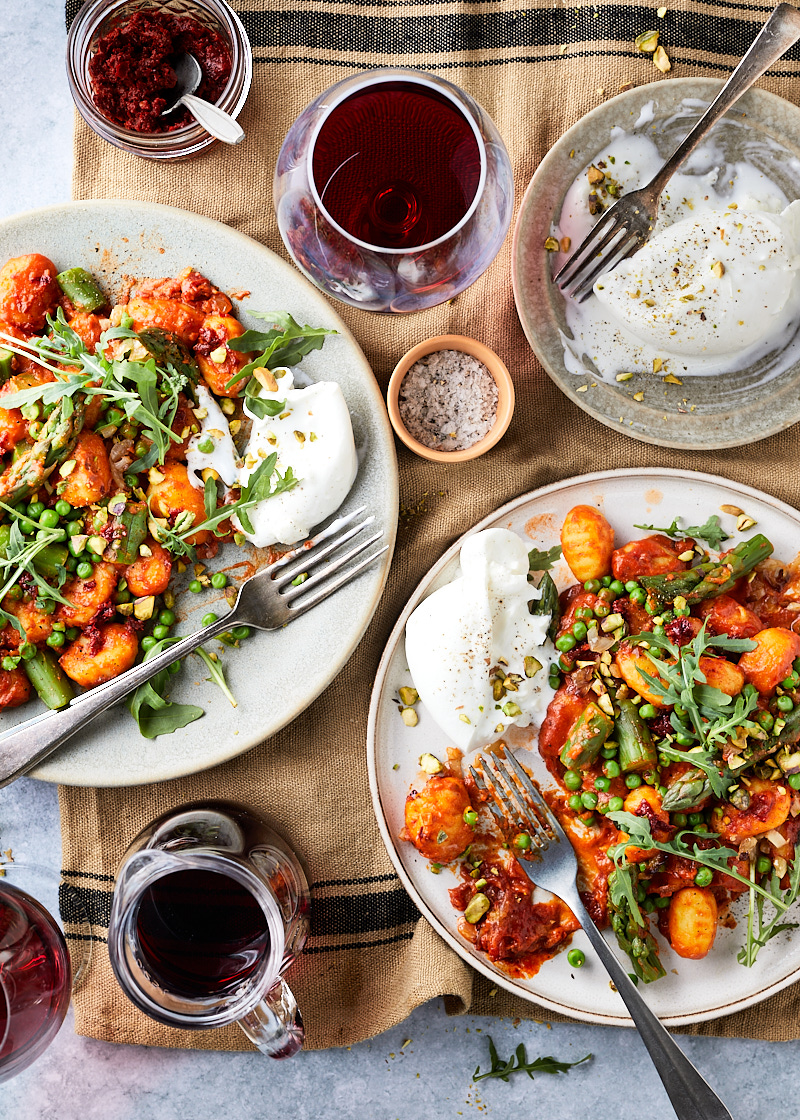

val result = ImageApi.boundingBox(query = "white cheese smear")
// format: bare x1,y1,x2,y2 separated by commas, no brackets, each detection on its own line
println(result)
552,117,800,383
186,370,358,548
404,529,556,753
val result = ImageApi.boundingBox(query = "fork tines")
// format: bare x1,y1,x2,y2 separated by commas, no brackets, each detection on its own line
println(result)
471,752,557,852
271,506,388,611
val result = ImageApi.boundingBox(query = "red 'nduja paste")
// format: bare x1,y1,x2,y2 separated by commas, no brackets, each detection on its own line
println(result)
88,9,232,133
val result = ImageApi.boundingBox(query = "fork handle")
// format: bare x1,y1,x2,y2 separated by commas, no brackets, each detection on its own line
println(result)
564,891,732,1120
649,3,800,198
0,610,240,787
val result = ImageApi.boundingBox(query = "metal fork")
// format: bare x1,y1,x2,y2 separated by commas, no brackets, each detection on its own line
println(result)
470,751,733,1120
554,2,800,301
0,506,388,787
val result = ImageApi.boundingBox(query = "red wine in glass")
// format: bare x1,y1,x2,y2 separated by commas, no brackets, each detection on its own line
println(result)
135,867,271,998
311,79,483,250
0,883,72,1083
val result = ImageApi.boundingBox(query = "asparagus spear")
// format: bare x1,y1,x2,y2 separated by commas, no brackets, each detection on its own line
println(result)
24,648,74,709
639,535,773,611
616,699,658,773
661,767,711,812
608,868,666,984
56,267,107,313
0,398,84,505
559,701,613,769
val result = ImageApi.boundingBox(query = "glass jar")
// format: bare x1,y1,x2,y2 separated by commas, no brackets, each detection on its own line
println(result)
66,0,252,161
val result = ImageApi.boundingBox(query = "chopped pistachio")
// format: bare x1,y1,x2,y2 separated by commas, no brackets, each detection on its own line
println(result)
587,164,605,185
502,701,522,718
401,707,419,727
653,44,671,71
635,29,659,52
138,543,153,558
148,467,165,484
459,713,471,724
399,686,419,706
87,535,106,555
657,5,667,16
58,459,77,478
616,372,634,382
254,368,278,392
116,602,134,616
711,260,725,279
524,656,542,678
294,430,306,444
419,752,442,773
133,595,156,621
633,391,644,402
544,236,560,252
677,550,694,562
663,373,683,385
737,514,757,532
652,357,663,373
464,893,491,923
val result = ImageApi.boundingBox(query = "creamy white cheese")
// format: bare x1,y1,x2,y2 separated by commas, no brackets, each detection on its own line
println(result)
186,368,358,548
404,529,556,753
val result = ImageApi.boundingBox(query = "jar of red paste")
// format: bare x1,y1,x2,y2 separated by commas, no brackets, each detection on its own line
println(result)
66,0,252,160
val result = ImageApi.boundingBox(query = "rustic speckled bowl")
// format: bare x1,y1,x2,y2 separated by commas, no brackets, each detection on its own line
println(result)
0,200,398,787
387,334,515,463
512,78,800,449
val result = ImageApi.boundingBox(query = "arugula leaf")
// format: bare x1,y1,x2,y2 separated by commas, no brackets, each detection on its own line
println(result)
242,375,286,420
633,514,730,549
473,1036,591,1083
738,845,800,967
607,864,666,982
226,312,337,391
528,545,562,571
127,638,204,738
607,812,792,911
194,647,237,708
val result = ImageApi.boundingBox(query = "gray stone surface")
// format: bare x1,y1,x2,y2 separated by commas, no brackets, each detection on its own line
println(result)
1,3,799,1117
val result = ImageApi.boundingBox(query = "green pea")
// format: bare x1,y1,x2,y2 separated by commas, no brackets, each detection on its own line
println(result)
658,753,671,767
46,631,65,648
675,605,691,618
642,898,656,913
639,703,658,720
624,580,640,592
583,579,601,593
597,587,615,603
601,743,618,758
607,796,624,813
105,408,125,426
789,774,800,791
568,794,583,812
65,557,77,572
601,576,612,587
76,561,94,579
593,602,610,619
141,636,157,652
211,572,228,589
26,501,45,519
189,580,203,593
134,439,151,459
776,694,794,712
119,421,138,441
575,606,594,620
581,791,598,810
645,601,658,616
672,812,688,827
756,855,772,876
197,438,215,454
159,609,175,627
660,609,675,623
513,832,531,851
4,585,21,601
567,948,585,968
603,760,621,778
793,658,800,674
54,500,72,518
152,625,170,640
39,508,59,529
66,627,79,641
114,589,131,604
231,626,250,640
694,867,713,888
655,896,671,910
675,732,694,747
630,587,647,605
563,770,582,791
463,808,478,827
597,801,610,815
19,642,36,661
1,656,17,671
625,774,642,789
201,612,218,627
555,634,576,652
693,824,709,834
571,621,587,641
756,710,774,731
558,654,572,672
67,520,83,537
609,580,625,596
594,776,611,792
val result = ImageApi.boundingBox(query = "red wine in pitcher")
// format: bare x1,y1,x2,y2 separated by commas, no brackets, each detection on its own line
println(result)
0,884,71,1078
311,79,483,249
135,868,271,997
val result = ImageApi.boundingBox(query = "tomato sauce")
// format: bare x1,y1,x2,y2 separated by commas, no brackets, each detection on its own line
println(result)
89,10,232,133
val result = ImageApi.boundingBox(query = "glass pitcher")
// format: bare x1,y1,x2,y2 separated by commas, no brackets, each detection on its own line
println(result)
107,802,310,1058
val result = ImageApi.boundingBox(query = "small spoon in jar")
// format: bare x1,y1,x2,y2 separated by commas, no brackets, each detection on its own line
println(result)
161,51,245,146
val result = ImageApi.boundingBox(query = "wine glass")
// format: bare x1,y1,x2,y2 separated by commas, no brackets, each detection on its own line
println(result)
273,68,514,313
0,863,90,1083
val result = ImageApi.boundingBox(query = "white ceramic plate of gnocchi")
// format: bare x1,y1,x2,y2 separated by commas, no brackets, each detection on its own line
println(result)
0,200,398,787
368,467,800,1025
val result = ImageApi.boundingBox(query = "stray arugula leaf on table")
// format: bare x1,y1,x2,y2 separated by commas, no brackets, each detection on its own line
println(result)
473,1036,591,1083
528,544,562,571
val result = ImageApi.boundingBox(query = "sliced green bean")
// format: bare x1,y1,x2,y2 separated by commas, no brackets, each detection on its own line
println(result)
55,267,106,312
24,648,74,709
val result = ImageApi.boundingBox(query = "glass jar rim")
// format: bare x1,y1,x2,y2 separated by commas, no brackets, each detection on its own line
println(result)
306,69,488,256
66,0,252,157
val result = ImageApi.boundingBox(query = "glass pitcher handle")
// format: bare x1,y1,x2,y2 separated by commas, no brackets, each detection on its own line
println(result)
237,978,304,1059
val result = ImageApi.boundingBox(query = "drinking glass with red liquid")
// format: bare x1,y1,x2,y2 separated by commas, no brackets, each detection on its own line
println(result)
274,69,513,312
108,803,310,1058
0,865,89,1083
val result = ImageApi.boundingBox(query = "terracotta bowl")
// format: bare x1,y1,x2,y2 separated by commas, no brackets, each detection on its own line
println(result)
386,334,515,463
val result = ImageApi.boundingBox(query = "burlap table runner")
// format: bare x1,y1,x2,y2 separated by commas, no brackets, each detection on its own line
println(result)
58,0,800,1048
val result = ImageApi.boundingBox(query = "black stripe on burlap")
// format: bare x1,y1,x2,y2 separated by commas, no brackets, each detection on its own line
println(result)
65,0,800,77
59,872,421,950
